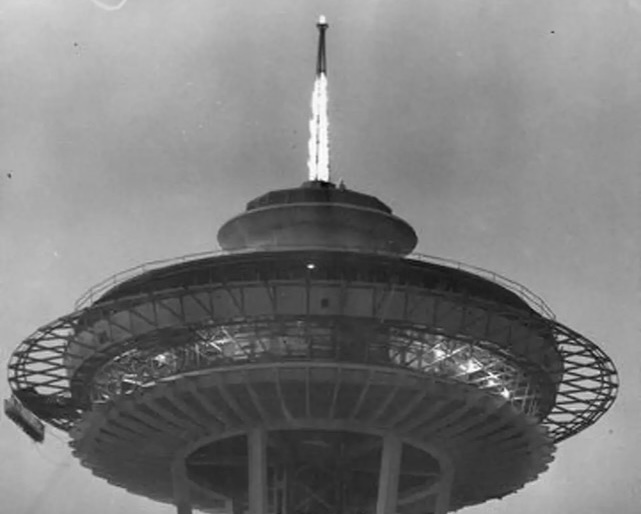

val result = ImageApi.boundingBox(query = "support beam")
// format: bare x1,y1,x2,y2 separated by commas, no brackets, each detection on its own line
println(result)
171,458,193,514
433,459,454,514
376,435,402,514
434,460,454,514
248,428,269,514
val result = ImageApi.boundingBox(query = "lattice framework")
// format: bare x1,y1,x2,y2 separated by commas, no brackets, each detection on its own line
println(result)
7,279,617,440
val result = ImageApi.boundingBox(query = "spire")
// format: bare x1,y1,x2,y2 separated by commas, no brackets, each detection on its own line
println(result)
307,15,331,183
316,15,328,75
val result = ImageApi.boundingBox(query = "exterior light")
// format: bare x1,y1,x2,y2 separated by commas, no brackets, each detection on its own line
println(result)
459,360,482,374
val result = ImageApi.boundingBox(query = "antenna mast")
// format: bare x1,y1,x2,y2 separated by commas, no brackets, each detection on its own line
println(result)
307,15,331,183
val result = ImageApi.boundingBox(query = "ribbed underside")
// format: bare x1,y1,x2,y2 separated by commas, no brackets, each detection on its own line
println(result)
70,363,555,512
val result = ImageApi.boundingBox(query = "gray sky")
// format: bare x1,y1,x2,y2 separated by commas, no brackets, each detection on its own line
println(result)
0,0,639,513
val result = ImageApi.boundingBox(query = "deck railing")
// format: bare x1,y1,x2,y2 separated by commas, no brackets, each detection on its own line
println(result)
73,246,555,319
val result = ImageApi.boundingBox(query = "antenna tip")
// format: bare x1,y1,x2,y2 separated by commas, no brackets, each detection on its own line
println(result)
317,15,328,28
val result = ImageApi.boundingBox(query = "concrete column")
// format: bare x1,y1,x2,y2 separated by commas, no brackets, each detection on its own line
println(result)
376,435,402,514
248,428,268,514
171,458,193,514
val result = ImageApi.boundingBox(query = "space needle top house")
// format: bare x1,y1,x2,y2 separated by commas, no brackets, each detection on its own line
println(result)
5,16,617,514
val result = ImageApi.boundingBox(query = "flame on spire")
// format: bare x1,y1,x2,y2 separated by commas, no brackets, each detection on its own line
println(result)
308,16,331,182
308,74,330,182
90,0,129,10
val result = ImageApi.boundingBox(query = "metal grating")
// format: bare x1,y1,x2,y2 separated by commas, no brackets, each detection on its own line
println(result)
6,301,616,443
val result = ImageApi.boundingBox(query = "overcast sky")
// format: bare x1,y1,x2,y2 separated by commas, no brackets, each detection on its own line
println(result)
0,1,639,513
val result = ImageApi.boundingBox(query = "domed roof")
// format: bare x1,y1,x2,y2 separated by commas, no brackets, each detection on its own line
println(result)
217,180,418,255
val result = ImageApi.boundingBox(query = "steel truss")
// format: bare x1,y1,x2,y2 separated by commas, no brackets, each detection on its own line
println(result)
186,431,442,514
86,321,544,418
7,271,617,441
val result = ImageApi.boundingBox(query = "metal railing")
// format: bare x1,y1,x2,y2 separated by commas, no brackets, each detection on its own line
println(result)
73,246,555,319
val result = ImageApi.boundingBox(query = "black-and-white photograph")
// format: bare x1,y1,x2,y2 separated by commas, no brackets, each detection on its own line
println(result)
0,1,636,514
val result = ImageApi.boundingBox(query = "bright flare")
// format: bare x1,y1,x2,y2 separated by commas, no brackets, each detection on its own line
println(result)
90,0,129,10
307,74,330,181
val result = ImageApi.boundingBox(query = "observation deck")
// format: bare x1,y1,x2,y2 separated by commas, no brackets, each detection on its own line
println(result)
6,182,618,514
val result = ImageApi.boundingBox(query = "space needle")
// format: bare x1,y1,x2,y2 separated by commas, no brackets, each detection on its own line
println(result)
5,16,618,514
